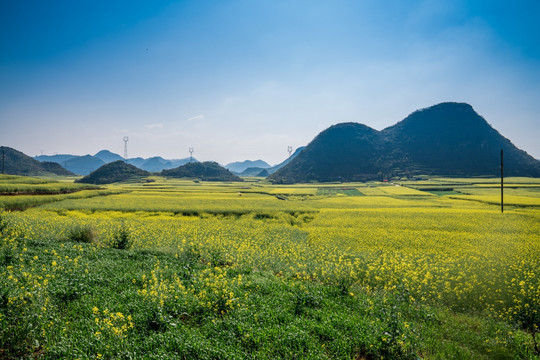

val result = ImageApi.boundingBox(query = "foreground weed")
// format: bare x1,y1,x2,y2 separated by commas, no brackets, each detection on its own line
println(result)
111,224,132,250
67,224,96,243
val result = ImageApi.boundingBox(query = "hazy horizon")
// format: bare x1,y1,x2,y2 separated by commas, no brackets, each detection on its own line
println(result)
2,1,540,164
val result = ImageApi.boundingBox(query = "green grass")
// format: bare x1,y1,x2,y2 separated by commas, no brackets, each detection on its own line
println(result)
317,188,364,196
0,189,125,211
1,235,533,359
0,182,98,195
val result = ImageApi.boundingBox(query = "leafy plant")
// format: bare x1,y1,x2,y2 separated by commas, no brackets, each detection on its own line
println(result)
68,224,96,243
111,224,132,250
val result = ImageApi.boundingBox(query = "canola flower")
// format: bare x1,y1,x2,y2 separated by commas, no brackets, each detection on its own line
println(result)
0,181,539,357
92,307,134,339
4,195,539,326
137,260,245,316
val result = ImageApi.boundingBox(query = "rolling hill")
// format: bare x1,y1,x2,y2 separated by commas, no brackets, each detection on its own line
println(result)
0,146,74,176
161,162,242,181
269,102,540,183
76,160,150,184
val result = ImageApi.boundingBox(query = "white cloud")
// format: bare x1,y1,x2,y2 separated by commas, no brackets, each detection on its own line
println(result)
186,114,204,122
144,123,164,129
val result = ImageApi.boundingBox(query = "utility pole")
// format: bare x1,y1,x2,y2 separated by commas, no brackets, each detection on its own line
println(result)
501,149,504,213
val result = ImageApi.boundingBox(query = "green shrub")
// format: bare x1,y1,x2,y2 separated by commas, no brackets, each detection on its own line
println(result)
111,224,132,250
68,224,96,243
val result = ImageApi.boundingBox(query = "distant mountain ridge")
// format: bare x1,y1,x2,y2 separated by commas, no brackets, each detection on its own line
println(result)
229,148,305,177
269,102,540,183
34,148,302,177
35,151,195,175
35,154,78,164
225,160,270,173
65,155,106,176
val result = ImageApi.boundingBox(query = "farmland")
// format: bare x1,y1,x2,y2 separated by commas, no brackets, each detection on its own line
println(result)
1,175,539,359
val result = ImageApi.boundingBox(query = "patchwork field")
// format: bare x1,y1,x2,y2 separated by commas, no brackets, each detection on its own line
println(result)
1,175,539,359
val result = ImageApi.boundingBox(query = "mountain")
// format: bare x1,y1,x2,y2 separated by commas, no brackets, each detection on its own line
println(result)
225,160,270,173
140,157,173,172
94,150,124,164
239,167,268,176
270,124,383,182
161,161,243,181
382,102,540,177
76,160,150,184
35,153,104,175
256,169,270,177
139,157,194,172
126,157,146,167
35,154,78,164
35,150,196,174
169,158,194,168
269,102,540,183
65,155,105,176
0,146,74,176
40,162,74,176
266,146,305,175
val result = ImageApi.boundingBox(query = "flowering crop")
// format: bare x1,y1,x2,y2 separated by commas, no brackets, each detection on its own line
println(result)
0,177,539,358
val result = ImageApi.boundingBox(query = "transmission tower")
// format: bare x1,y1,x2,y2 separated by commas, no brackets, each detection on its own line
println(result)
123,136,129,159
189,147,194,162
287,146,293,158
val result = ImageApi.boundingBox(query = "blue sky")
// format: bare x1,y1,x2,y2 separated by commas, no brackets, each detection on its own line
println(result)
1,0,539,165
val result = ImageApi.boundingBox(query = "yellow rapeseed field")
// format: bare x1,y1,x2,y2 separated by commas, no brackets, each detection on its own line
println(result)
1,176,539,357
